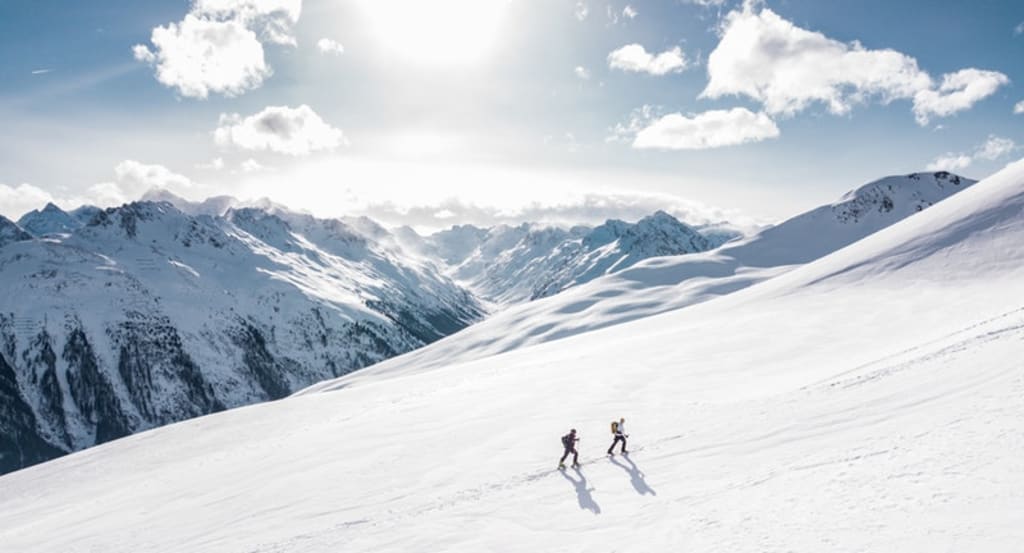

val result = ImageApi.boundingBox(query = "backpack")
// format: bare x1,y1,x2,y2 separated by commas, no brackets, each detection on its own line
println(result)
610,421,618,434
561,434,572,448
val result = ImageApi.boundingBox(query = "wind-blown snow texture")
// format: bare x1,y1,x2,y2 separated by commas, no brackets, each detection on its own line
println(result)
1,163,1020,551
0,201,484,474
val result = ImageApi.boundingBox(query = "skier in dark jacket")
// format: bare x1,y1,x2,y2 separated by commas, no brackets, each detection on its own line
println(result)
607,417,628,455
559,428,580,468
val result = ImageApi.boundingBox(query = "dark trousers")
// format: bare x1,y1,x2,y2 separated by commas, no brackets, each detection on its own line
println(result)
608,435,627,454
560,447,578,465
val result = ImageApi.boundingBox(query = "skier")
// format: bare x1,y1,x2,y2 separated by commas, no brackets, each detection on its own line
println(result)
607,417,628,456
559,428,580,469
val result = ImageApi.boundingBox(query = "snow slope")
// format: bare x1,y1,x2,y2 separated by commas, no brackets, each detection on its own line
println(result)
0,201,482,474
1,161,1021,552
0,192,745,475
321,171,976,378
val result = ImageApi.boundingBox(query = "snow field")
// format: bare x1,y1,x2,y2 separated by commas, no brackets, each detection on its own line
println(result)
1,164,1022,551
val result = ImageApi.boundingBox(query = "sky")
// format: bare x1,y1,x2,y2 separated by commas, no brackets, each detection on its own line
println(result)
0,0,1022,231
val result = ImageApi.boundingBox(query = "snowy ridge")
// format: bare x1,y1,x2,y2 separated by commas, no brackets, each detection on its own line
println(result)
0,162,1020,551
0,192,749,474
0,200,483,474
0,215,32,248
16,203,80,236
306,171,976,382
429,211,716,304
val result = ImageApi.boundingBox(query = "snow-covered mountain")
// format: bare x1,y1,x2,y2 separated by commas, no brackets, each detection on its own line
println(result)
0,200,483,474
15,203,97,236
0,215,32,247
330,171,976,376
0,191,751,474
1,162,1021,552
427,211,717,304
0,173,975,474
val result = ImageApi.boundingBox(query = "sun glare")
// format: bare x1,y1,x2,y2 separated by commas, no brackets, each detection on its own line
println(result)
357,0,510,65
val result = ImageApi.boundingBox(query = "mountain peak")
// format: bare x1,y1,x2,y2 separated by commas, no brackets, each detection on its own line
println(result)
84,200,187,239
831,171,977,225
16,203,78,236
0,214,33,247
141,188,241,217
838,171,973,204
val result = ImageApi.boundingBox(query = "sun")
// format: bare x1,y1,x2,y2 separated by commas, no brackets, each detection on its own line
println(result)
356,0,510,65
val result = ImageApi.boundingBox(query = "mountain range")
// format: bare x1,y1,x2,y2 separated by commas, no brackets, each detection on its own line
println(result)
0,193,741,473
0,162,1020,551
316,171,975,378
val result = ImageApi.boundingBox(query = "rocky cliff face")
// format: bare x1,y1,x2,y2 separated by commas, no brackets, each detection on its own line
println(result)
0,201,483,474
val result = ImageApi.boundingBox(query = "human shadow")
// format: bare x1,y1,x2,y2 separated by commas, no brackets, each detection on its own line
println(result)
560,467,601,514
609,454,656,496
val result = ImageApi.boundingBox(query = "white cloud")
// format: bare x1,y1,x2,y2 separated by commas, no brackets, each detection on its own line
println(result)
687,0,727,5
608,44,689,76
606,5,619,24
1016,21,1024,35
87,160,197,206
194,0,301,44
926,135,1018,172
630,107,780,150
240,159,266,172
214,105,347,156
912,69,1009,125
623,5,638,19
196,157,226,170
574,66,591,80
1,163,209,217
355,191,750,232
0,183,58,220
1014,100,1024,114
574,1,589,21
925,154,972,172
703,4,1008,125
133,0,301,98
317,38,345,55
975,136,1017,161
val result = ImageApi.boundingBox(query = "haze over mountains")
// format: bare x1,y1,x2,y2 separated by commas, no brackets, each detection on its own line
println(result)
0,188,743,473
305,171,976,379
0,162,1020,552
0,170,978,474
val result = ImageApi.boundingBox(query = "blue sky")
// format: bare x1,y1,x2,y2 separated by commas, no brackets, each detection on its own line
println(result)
1,0,1021,230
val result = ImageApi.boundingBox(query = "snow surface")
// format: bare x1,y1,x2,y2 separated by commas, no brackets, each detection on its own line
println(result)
1,165,1021,552
0,200,483,469
423,211,719,304
312,172,977,379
